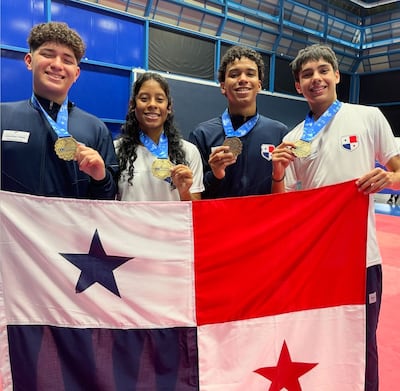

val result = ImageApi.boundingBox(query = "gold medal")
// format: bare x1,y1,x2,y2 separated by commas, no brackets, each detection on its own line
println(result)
293,140,311,158
223,137,243,157
151,158,174,180
54,137,78,161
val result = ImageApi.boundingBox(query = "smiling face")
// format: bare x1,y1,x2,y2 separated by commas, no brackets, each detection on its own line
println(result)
134,79,171,138
25,42,80,104
295,58,340,119
220,56,262,116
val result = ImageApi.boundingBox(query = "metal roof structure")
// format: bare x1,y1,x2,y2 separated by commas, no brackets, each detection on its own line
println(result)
83,0,400,74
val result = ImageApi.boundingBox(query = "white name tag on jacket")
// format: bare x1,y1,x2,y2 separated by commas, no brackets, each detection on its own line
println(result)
2,130,30,143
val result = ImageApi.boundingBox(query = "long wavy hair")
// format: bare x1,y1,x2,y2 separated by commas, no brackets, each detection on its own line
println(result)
116,72,187,185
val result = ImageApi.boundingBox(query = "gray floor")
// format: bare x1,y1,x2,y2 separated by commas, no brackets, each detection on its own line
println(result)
374,193,391,204
374,192,400,216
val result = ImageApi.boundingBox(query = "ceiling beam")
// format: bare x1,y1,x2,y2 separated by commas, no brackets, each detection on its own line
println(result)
349,0,399,9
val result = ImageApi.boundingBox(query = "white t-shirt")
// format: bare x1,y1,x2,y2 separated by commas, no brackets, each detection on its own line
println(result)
115,139,204,201
284,103,399,267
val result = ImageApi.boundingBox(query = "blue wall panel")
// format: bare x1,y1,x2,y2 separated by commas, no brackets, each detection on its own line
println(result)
1,0,310,138
1,0,145,133
0,51,131,125
70,63,130,121
133,71,308,140
0,53,128,140
0,51,31,102
1,0,46,48
51,0,145,67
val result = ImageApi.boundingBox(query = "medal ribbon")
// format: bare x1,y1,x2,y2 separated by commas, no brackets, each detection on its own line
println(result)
31,95,70,138
301,100,342,142
139,131,169,158
221,109,259,138
140,131,173,184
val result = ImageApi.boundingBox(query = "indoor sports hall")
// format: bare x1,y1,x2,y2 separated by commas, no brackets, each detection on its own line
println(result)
1,0,399,390
374,193,400,391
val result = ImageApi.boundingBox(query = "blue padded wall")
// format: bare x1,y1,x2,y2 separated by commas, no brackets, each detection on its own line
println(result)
1,0,145,137
0,51,31,102
1,0,46,48
50,1,144,67
1,0,314,139
70,63,131,122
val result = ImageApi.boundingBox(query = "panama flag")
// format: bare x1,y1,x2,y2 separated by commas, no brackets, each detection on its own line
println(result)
0,180,368,391
342,135,359,151
260,144,275,160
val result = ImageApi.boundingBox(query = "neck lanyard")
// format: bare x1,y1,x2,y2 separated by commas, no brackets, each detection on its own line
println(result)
301,100,342,142
221,109,259,138
139,131,169,159
31,94,70,138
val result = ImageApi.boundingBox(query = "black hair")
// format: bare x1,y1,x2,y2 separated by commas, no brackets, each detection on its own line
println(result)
28,22,85,63
218,46,264,83
290,44,339,82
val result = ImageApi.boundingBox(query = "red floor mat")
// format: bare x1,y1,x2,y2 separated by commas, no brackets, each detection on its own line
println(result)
376,213,400,391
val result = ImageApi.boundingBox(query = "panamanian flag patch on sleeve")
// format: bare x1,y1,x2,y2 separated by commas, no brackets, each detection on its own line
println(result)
342,135,359,151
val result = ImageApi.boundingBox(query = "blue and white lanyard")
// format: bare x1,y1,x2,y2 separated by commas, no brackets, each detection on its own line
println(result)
221,109,259,138
140,131,173,185
301,100,342,142
31,94,70,138
139,130,169,159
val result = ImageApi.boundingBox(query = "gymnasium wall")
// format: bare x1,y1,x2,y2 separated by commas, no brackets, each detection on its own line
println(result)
1,0,399,138
0,0,316,140
132,70,309,139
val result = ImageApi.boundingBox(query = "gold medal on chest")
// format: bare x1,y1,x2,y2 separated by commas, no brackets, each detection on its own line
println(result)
54,136,78,161
151,158,174,180
293,140,311,158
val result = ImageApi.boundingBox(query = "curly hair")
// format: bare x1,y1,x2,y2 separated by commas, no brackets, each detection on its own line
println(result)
116,72,188,185
218,45,265,84
28,22,85,63
290,44,339,82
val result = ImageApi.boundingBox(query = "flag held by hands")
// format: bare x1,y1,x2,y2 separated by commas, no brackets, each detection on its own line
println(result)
0,180,368,390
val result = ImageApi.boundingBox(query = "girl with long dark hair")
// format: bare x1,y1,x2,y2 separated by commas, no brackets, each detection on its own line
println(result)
115,72,204,201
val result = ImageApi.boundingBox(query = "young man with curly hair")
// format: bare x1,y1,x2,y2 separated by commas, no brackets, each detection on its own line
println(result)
1,22,118,199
